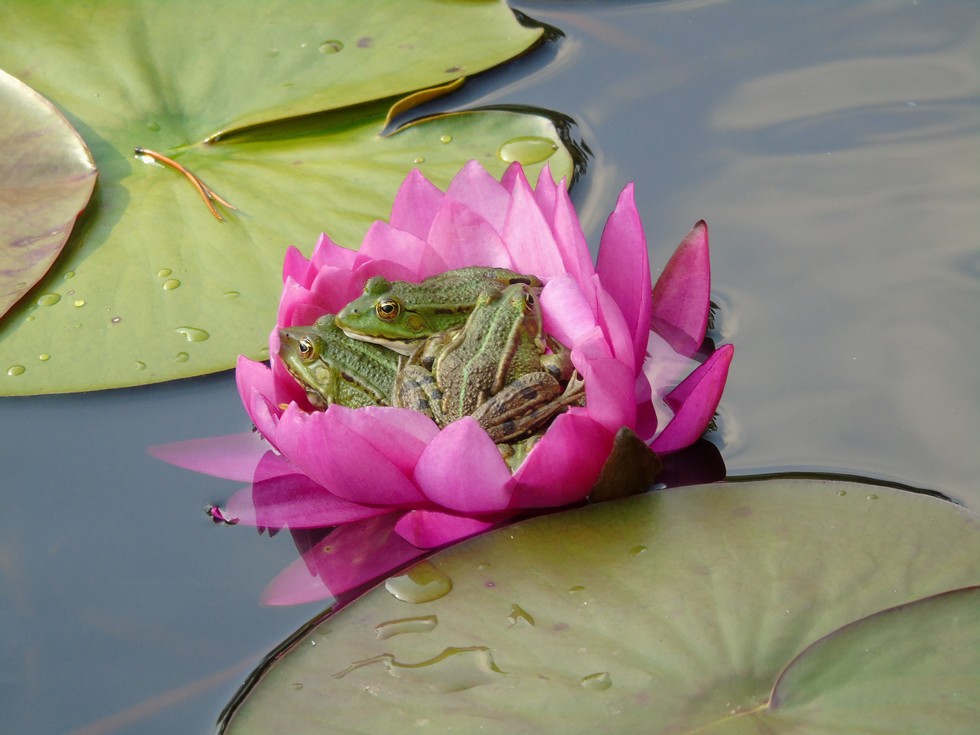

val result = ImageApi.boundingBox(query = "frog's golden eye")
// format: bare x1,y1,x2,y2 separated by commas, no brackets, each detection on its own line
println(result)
298,338,316,361
523,292,536,309
376,298,401,321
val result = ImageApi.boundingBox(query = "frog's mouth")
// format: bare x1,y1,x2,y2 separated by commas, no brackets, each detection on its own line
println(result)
338,328,421,356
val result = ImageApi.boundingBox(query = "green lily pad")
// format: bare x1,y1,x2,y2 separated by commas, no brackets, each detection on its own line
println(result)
220,479,980,734
0,69,96,321
0,0,577,395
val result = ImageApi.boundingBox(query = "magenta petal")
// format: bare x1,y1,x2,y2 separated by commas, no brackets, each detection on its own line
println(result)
550,185,594,290
500,174,565,279
261,515,425,605
592,278,636,370
596,184,652,372
148,432,268,482
540,274,598,348
327,405,436,474
651,220,711,357
580,356,637,432
309,232,357,273
652,343,734,453
426,199,514,269
388,169,444,240
414,417,513,512
508,412,613,508
395,511,498,548
354,221,446,278
445,160,511,233
276,405,426,506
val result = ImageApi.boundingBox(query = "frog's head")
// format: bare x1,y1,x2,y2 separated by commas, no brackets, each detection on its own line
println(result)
278,316,336,408
334,276,435,354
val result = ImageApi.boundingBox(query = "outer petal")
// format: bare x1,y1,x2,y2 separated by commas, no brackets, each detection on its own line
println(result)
596,183,652,372
388,168,444,240
507,412,613,508
500,172,566,279
354,221,447,278
539,274,598,349
414,417,513,512
148,432,268,482
550,182,595,291
261,515,425,605
651,220,711,357
651,343,734,453
275,405,427,506
579,355,637,432
395,511,498,549
309,232,357,274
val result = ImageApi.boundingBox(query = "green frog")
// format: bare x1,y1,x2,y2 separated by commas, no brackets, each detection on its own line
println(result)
393,283,585,443
278,315,400,409
335,266,543,355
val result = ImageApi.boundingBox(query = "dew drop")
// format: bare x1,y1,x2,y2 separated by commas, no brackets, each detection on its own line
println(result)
497,136,558,165
507,604,535,629
375,615,438,639
7,365,26,377
145,121,161,132
290,682,303,691
568,585,585,593
37,293,61,307
135,360,147,370
73,299,85,307
162,279,181,290
318,40,343,54
174,352,190,363
439,134,452,144
38,354,50,362
866,493,879,501
111,316,122,324
477,562,491,571
223,290,240,299
157,268,172,278
629,545,648,556
580,672,612,691
25,315,35,322
385,561,452,603
64,271,75,280
837,489,847,497
175,326,210,343
335,647,503,693
413,156,425,165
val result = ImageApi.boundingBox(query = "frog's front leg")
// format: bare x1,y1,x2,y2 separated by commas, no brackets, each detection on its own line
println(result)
392,365,448,426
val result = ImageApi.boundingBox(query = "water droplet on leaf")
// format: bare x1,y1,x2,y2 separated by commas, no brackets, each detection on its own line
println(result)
385,562,452,603
135,360,146,370
146,122,160,132
375,615,438,640
630,545,648,556
7,365,26,377
580,672,612,691
413,156,425,165
568,585,585,593
867,493,879,501
162,279,181,290
37,293,61,306
73,299,85,307
439,134,452,144
223,290,240,299
38,354,50,362
319,40,343,54
507,604,535,628
174,352,189,363
497,136,558,165
157,268,172,278
64,271,75,280
175,326,209,343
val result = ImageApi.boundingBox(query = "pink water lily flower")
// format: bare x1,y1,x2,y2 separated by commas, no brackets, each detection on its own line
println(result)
153,161,733,605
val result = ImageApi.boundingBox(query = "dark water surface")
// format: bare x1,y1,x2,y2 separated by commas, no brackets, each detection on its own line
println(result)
2,2,978,733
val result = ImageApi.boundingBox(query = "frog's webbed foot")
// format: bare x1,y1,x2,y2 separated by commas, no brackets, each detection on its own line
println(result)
392,365,446,425
473,370,586,443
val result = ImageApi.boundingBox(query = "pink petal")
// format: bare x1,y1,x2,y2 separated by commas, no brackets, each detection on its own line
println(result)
651,343,734,453
395,510,499,548
445,160,511,233
532,165,560,223
282,246,313,287
309,232,357,273
592,278,636,370
275,405,427,506
508,412,613,508
261,515,425,605
651,220,711,357
540,274,598,348
550,183,595,291
354,221,447,278
148,432,269,482
327,405,437,475
426,198,514,269
500,172,565,279
579,355,637,432
596,184,652,372
633,374,659,442
388,169,445,240
414,417,513,512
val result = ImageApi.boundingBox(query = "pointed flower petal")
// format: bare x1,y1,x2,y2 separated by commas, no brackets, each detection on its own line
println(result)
651,220,712,357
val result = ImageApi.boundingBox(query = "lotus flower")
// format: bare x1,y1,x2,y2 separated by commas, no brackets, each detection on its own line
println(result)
153,161,733,604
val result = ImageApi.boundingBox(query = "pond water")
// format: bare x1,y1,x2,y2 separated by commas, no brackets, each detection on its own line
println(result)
2,1,978,733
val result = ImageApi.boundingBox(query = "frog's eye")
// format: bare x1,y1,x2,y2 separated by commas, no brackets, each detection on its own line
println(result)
522,292,536,310
376,298,401,321
298,338,316,361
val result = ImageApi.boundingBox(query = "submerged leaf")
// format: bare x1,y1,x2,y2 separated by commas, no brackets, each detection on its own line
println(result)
219,479,980,734
0,0,578,395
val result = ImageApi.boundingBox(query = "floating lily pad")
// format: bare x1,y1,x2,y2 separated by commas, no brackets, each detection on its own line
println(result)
0,69,96,321
220,479,980,734
0,0,577,395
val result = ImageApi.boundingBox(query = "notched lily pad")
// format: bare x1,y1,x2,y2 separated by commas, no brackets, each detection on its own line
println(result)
0,69,96,320
0,0,580,395
219,479,980,734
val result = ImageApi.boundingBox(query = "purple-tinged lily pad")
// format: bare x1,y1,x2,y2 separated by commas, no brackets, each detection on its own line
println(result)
0,69,96,320
219,478,979,734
